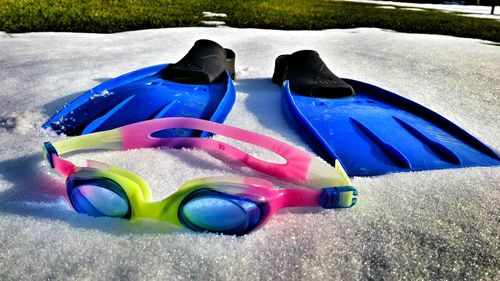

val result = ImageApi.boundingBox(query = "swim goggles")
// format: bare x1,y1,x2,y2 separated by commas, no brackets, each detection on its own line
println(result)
43,117,357,235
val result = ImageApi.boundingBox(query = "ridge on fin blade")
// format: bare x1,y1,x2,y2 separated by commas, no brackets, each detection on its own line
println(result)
43,39,236,137
393,117,462,165
273,50,500,176
82,95,136,135
350,117,412,170
152,100,178,119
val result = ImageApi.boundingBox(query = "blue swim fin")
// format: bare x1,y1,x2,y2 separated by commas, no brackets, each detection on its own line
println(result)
273,50,500,176
43,39,236,138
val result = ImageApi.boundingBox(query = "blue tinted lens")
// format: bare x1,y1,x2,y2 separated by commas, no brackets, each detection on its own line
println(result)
71,184,130,217
179,190,262,235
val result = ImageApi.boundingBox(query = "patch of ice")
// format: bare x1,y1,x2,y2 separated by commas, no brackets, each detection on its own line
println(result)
400,7,424,11
343,0,499,16
460,13,500,20
202,11,228,18
376,5,396,9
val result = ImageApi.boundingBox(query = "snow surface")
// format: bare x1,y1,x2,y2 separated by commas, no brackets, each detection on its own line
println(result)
344,0,500,19
202,11,228,18
200,21,226,27
0,27,499,280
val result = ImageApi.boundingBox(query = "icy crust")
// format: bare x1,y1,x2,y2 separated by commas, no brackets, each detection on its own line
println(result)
0,27,499,280
202,12,228,18
344,0,500,19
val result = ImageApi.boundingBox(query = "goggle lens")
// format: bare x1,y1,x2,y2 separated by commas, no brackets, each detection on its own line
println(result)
68,178,131,218
179,189,263,235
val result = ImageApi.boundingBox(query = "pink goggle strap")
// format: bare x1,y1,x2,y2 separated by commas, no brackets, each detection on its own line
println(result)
120,117,313,183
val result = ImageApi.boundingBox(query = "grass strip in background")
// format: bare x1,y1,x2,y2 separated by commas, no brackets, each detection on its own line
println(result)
0,0,498,42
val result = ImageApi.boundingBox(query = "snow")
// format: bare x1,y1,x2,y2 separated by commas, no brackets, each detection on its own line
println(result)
200,21,226,26
376,5,397,9
0,27,499,280
89,89,114,100
202,12,228,18
344,0,500,19
400,7,425,11
201,11,227,26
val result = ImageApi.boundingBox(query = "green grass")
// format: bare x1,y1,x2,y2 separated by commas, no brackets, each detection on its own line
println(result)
0,0,499,42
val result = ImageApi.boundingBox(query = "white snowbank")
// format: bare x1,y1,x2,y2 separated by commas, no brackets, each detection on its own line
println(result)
376,5,397,9
200,20,226,26
0,27,499,280
343,0,500,19
202,12,228,18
